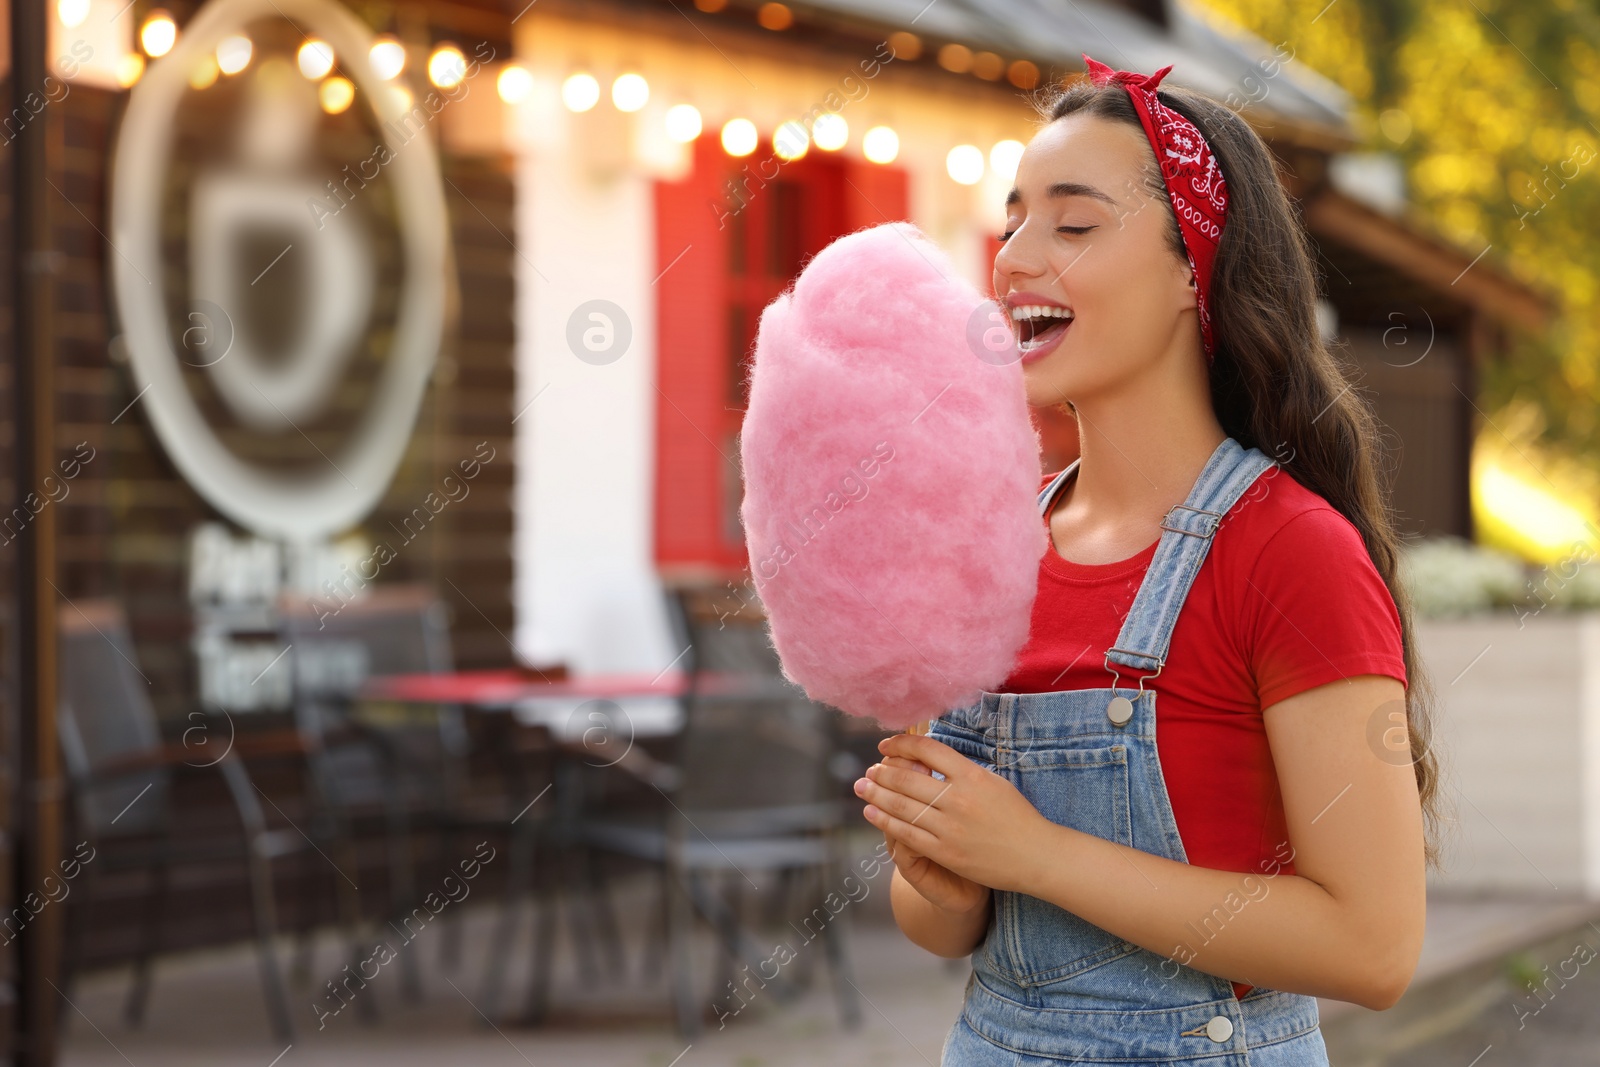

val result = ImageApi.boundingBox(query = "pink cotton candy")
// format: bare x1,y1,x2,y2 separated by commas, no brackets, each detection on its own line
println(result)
739,221,1045,730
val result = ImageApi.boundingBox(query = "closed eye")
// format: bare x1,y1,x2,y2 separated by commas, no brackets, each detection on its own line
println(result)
995,225,1098,241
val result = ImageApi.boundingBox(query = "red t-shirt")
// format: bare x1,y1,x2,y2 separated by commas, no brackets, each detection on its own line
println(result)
999,463,1407,998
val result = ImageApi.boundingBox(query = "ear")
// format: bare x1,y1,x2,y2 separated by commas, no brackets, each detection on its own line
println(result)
1175,257,1199,311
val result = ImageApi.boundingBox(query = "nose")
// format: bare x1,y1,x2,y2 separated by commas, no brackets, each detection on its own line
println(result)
992,223,1043,290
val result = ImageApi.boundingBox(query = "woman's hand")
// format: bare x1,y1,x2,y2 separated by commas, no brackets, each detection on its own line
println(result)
855,733,1049,896
875,755,991,915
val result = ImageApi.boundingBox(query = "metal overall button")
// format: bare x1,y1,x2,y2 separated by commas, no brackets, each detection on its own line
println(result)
1103,647,1161,728
1181,1015,1235,1043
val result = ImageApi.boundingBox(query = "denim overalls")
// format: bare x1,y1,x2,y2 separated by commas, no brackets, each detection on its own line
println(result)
930,436,1331,1066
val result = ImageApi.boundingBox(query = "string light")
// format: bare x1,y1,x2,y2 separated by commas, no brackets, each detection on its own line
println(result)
428,44,467,89
665,103,703,143
497,64,533,103
298,39,335,80
1007,60,1039,90
57,0,90,29
757,3,793,30
971,51,1005,80
946,144,984,184
216,34,253,75
369,35,406,80
189,54,220,90
989,140,1025,181
320,76,355,114
612,72,649,112
862,125,898,164
116,52,145,88
721,117,757,157
812,113,848,151
773,120,808,160
561,72,600,112
937,43,972,74
886,32,921,60
140,11,177,58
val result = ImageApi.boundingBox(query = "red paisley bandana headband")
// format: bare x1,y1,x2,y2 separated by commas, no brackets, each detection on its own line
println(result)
1083,55,1229,362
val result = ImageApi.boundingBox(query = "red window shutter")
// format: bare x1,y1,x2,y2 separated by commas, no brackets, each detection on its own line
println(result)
653,139,909,571
654,137,731,570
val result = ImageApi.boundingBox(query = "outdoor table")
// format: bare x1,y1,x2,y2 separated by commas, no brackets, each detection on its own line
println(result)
354,666,810,1022
359,667,802,708
361,668,805,740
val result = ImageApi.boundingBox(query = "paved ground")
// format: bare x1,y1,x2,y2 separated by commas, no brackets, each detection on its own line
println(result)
1395,962,1600,1067
56,827,1600,1067
59,830,971,1067
1322,903,1600,1067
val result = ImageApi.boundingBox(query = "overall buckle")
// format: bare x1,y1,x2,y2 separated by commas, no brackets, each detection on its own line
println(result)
1160,502,1224,539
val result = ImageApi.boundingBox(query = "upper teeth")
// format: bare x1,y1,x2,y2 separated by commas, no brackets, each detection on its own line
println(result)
1010,305,1074,321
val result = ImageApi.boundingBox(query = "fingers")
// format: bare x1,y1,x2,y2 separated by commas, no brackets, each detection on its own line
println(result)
883,831,908,863
883,754,932,776
857,771,948,837
883,829,922,864
877,733,968,779
863,802,940,857
863,760,950,807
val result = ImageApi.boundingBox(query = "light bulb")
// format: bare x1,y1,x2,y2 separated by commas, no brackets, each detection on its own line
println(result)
863,125,898,165
989,139,1025,181
773,120,808,160
665,103,702,143
428,44,466,89
812,113,848,151
140,11,177,58
116,53,145,88
561,72,599,112
216,34,253,75
946,144,984,185
57,0,90,29
497,64,533,103
369,36,406,80
320,76,355,114
188,54,220,90
721,118,757,157
298,39,335,80
612,72,649,112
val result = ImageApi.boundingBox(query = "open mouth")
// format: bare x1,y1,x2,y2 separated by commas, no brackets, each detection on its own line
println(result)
1011,304,1074,353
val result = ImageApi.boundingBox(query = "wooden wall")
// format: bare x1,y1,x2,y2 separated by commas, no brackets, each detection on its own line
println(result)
1,0,521,982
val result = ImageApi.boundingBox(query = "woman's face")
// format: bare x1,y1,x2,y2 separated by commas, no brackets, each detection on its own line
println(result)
993,112,1199,408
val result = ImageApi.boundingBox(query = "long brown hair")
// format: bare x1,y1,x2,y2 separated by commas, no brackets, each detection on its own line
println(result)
1038,78,1445,868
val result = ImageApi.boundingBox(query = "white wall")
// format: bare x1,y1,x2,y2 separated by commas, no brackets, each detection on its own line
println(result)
509,63,677,676
1419,612,1598,898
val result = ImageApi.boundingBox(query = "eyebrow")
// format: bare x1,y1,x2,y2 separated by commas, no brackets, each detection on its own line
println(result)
1004,181,1118,208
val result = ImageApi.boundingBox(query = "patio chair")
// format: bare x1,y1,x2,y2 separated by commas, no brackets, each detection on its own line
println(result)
277,584,563,1010
555,583,864,1037
55,599,362,1043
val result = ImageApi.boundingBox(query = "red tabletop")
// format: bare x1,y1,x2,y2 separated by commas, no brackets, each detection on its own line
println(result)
359,669,799,707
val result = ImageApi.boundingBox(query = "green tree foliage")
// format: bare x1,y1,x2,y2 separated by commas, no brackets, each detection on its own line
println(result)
1196,0,1600,467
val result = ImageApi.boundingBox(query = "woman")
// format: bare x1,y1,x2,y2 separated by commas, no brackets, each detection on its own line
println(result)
852,57,1442,1065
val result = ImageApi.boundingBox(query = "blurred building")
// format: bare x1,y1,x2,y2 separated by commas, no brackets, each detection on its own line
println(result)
509,0,1551,676
2,0,520,1058
0,0,1557,1059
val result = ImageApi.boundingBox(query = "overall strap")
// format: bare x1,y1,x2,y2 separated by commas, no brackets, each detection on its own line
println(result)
1037,462,1080,516
1104,436,1277,681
